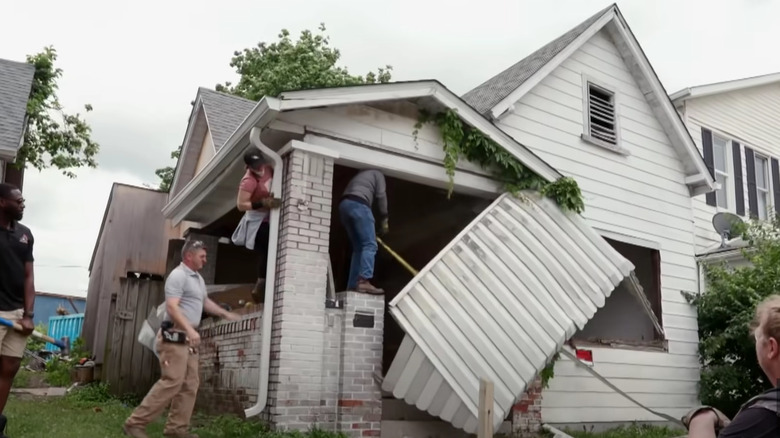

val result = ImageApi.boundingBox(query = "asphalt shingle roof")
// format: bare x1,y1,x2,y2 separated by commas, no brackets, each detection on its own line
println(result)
462,5,613,115
0,58,35,155
198,88,257,150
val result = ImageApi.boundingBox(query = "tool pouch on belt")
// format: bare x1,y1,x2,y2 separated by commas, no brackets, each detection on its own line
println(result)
160,321,188,344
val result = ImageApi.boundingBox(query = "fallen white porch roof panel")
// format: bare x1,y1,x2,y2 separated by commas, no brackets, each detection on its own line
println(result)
382,191,636,434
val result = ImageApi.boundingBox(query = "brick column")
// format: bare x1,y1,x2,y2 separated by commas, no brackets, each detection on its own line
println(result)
512,376,543,436
267,147,335,430
336,291,384,437
182,228,219,284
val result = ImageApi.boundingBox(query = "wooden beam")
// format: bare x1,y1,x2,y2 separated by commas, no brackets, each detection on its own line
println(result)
478,377,494,438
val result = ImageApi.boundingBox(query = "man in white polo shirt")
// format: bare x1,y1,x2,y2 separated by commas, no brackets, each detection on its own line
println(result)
123,239,240,438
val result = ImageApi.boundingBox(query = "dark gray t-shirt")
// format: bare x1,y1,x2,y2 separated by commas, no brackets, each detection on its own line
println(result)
162,263,206,328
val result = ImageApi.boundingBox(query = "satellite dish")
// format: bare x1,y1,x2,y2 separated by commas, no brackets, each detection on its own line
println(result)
712,212,744,248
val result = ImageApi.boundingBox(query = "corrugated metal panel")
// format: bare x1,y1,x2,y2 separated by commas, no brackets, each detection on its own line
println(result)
46,314,85,352
382,191,636,434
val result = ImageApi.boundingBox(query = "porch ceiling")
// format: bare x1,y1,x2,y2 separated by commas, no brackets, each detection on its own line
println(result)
381,191,641,434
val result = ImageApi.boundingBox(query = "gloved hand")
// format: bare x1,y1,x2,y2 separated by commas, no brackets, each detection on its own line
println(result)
681,406,730,431
253,193,283,210
379,217,389,236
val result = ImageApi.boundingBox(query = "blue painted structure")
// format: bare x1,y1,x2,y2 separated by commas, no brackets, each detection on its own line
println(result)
33,292,86,327
45,314,85,352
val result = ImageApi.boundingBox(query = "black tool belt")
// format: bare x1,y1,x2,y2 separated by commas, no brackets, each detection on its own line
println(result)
160,321,188,344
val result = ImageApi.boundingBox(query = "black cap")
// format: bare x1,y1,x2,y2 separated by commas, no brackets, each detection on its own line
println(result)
243,147,265,169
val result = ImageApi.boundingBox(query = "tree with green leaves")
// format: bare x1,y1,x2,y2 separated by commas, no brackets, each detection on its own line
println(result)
684,216,780,417
17,46,99,178
155,23,392,191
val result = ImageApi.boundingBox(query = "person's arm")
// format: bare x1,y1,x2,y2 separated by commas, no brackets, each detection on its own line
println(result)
236,177,257,212
20,234,35,334
687,410,719,438
374,172,388,219
203,297,240,321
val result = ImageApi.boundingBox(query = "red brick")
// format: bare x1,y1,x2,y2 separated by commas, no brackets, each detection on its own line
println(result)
339,399,364,407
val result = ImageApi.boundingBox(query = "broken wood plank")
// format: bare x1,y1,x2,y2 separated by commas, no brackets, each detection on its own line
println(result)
478,377,494,438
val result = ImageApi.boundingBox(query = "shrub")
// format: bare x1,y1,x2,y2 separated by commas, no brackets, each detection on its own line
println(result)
684,216,780,417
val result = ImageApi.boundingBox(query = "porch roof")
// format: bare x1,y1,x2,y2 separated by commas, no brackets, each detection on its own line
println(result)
161,80,564,225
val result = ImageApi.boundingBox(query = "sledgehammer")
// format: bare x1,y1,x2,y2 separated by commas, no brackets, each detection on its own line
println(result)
0,317,69,353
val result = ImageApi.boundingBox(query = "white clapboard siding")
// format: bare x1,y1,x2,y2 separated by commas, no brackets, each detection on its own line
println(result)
679,83,780,252
495,29,700,424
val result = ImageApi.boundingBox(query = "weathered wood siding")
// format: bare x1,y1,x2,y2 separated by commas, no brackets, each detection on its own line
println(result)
84,184,178,365
493,29,700,423
678,83,780,251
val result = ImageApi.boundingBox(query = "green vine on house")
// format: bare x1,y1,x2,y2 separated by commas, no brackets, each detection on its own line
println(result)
415,108,585,388
413,108,584,215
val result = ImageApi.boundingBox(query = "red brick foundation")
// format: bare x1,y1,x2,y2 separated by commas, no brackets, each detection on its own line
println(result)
512,377,542,436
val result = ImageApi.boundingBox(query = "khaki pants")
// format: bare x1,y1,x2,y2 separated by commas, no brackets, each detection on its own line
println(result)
125,331,199,434
0,309,28,358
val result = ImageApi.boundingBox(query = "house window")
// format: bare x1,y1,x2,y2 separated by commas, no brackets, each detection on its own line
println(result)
574,238,664,349
755,154,770,220
712,134,730,208
586,83,617,145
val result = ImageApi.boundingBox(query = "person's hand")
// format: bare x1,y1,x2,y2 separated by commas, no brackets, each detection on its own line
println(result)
186,328,201,348
18,316,34,336
380,217,389,236
223,311,241,322
261,193,283,209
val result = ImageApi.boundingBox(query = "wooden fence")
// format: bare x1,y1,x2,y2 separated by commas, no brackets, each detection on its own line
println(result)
104,277,165,397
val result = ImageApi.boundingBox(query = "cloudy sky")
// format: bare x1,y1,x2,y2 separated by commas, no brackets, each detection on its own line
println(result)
2,0,779,297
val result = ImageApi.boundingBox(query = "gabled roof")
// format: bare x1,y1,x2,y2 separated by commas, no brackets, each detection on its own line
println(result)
169,88,256,197
670,71,780,103
462,4,612,115
198,88,256,150
461,3,716,196
0,58,35,161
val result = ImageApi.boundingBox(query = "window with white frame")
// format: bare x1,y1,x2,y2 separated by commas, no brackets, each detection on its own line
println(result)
755,154,770,220
712,134,730,208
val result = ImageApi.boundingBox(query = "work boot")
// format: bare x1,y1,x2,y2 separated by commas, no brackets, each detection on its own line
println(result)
251,278,265,303
122,423,149,438
0,413,7,438
356,278,384,295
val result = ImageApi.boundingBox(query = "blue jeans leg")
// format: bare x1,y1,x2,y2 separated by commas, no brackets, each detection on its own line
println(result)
339,199,377,288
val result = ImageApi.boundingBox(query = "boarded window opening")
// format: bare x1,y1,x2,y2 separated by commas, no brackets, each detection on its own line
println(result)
574,237,664,347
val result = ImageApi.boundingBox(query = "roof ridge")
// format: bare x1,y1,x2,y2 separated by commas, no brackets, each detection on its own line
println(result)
461,4,614,115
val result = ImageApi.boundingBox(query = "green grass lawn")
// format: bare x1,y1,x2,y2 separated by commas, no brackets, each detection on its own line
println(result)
2,393,345,438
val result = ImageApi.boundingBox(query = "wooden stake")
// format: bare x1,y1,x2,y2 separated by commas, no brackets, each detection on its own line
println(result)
478,377,494,438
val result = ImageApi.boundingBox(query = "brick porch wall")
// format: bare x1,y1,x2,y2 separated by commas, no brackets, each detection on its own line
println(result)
195,310,263,416
512,376,543,436
336,291,384,437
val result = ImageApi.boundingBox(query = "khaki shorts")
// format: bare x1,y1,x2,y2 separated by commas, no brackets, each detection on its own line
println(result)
0,309,28,358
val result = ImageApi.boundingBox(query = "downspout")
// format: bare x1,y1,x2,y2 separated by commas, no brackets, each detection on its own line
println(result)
244,126,283,419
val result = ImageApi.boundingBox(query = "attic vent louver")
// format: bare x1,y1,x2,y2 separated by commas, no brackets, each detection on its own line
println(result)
587,83,617,145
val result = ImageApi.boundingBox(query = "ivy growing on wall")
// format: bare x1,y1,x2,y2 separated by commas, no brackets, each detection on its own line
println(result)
413,108,585,214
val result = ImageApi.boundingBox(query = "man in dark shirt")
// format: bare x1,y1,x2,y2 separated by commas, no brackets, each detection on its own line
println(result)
339,169,388,295
683,295,780,438
0,183,35,437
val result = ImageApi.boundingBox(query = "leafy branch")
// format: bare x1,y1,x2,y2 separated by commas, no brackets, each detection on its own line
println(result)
415,108,584,213
19,46,99,177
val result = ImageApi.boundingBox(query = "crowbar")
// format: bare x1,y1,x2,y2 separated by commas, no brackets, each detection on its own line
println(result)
0,317,69,351
376,237,418,276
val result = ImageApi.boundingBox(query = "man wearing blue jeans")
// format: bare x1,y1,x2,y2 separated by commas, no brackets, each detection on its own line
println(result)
339,169,389,295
